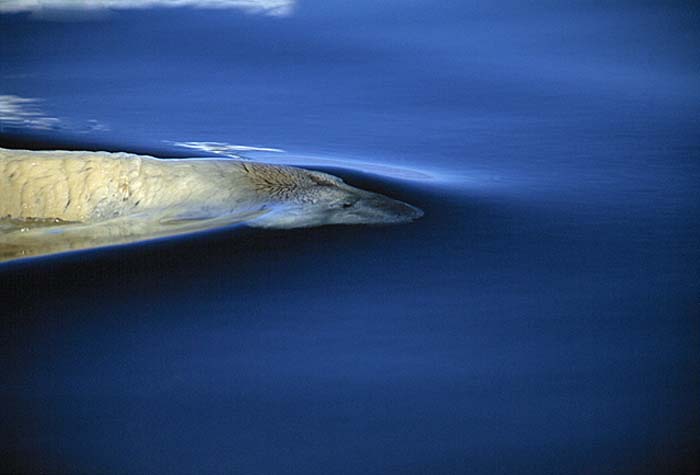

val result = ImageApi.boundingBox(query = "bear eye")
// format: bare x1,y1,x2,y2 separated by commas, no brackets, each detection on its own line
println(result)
342,202,353,208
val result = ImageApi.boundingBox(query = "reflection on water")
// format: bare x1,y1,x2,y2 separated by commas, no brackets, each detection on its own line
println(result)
0,209,263,261
172,141,439,181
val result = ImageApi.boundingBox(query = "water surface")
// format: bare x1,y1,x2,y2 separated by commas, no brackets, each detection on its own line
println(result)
1,1,699,474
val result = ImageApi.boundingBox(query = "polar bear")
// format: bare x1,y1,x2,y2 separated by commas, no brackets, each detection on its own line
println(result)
0,148,423,229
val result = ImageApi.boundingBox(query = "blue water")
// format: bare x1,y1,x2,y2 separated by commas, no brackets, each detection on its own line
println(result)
1,1,699,474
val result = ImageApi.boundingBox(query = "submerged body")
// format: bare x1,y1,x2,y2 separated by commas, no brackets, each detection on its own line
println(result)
0,147,422,229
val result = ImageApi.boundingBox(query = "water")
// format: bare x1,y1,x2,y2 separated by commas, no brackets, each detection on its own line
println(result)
1,1,699,474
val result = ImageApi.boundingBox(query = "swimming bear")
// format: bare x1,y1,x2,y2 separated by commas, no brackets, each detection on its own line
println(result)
0,147,423,229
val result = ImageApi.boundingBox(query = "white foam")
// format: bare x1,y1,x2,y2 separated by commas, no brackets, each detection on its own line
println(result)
0,95,61,131
0,0,295,17
169,141,285,158
0,94,109,133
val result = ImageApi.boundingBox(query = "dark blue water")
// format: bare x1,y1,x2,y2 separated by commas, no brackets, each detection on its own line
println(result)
2,1,699,474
